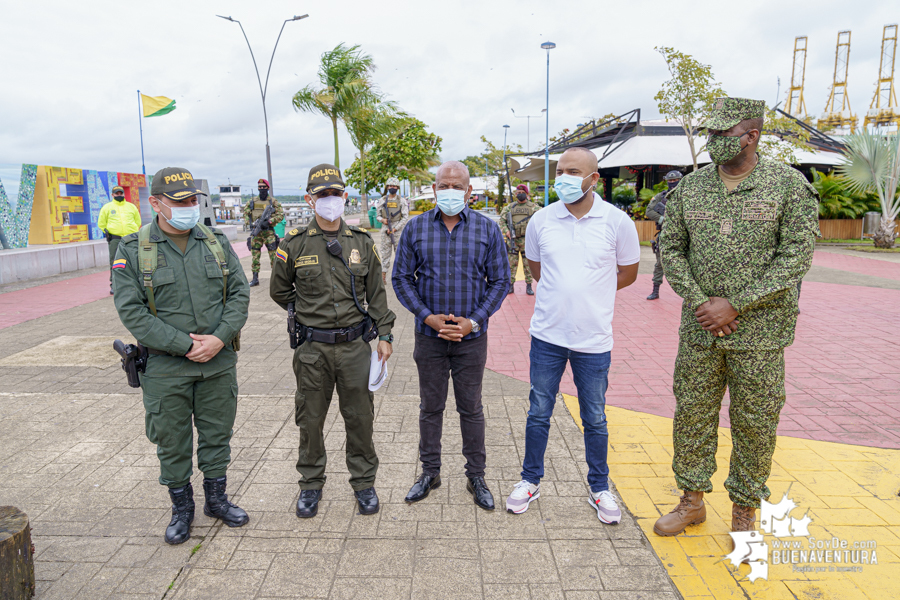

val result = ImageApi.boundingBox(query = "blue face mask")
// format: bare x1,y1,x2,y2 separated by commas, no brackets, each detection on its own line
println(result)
554,173,593,204
160,200,200,231
435,188,466,216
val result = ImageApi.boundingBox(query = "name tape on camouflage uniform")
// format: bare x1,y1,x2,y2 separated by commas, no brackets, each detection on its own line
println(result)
295,255,318,267
687,211,715,220
742,200,778,221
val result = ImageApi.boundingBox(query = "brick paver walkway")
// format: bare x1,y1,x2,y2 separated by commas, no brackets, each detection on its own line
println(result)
0,236,678,599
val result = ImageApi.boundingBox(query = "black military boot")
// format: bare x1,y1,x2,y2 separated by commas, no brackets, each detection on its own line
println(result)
165,483,195,545
647,284,660,300
203,476,249,527
526,283,534,296
249,272,260,287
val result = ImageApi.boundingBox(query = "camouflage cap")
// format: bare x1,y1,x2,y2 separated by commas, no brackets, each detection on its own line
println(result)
307,163,345,194
386,176,400,187
111,186,125,194
700,97,766,131
150,167,207,201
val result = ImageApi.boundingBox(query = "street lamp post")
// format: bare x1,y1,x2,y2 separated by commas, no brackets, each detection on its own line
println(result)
541,41,555,206
502,124,510,203
511,108,546,152
217,14,308,191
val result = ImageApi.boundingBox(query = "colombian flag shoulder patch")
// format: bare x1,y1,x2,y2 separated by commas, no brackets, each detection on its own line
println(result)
112,258,127,270
275,248,288,263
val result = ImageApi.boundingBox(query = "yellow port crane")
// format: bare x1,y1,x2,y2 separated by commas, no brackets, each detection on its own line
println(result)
786,36,808,118
864,24,900,129
820,30,858,132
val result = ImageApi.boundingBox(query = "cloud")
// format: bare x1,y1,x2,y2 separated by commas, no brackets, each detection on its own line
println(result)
0,0,892,196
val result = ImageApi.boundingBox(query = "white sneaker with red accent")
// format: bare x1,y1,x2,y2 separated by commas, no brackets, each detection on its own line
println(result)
589,489,621,524
506,480,540,514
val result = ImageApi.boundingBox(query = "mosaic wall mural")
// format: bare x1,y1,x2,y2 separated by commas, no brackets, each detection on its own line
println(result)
0,164,38,248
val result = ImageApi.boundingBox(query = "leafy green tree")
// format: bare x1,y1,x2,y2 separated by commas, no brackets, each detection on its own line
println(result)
345,117,442,195
837,131,900,247
810,169,877,219
759,108,815,164
654,46,726,171
460,135,523,207
292,43,375,168
344,96,404,209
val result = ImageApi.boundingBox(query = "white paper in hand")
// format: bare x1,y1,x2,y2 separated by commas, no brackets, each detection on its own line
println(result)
368,350,388,391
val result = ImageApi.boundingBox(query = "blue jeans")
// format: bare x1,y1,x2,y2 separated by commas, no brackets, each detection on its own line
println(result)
521,336,611,493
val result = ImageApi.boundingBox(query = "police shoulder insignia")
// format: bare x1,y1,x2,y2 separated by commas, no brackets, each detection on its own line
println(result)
275,247,289,263
289,228,299,236
309,228,317,235
350,249,361,264
373,243,381,263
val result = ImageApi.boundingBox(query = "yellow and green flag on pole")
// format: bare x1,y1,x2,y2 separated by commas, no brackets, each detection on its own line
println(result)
140,94,176,117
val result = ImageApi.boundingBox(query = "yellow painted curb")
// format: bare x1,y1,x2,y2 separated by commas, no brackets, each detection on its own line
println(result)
561,394,900,599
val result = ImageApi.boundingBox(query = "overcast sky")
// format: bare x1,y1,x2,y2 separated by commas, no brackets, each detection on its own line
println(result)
0,0,893,197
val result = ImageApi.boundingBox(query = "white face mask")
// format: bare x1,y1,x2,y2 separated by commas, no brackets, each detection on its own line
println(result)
314,195,344,222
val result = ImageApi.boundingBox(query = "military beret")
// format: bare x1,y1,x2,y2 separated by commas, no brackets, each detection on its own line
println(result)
700,97,766,131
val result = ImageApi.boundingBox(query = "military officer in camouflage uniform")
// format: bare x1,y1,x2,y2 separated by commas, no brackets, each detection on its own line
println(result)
243,178,285,287
270,163,396,519
375,176,409,284
113,167,250,545
645,171,682,300
653,98,818,545
499,184,540,296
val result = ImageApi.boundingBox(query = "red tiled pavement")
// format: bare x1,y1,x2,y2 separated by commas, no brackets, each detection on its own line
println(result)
813,249,900,281
488,272,900,449
0,244,252,330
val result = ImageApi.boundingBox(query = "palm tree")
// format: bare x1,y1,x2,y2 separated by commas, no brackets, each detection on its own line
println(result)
837,131,900,248
344,95,403,210
292,43,375,168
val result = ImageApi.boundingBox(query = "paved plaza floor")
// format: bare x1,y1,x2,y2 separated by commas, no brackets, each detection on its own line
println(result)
1,233,899,599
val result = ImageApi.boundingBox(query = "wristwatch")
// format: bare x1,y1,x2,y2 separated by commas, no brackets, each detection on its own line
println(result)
469,319,481,333
379,334,394,343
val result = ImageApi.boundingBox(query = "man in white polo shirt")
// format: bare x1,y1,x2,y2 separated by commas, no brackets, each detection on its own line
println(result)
505,147,640,523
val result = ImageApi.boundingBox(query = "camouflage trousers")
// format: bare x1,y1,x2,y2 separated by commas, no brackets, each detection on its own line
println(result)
507,238,532,284
379,230,398,273
250,230,278,273
651,248,664,286
671,340,786,509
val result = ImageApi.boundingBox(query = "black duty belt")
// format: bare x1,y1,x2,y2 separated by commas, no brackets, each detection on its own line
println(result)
146,347,169,356
107,234,122,240
305,320,366,344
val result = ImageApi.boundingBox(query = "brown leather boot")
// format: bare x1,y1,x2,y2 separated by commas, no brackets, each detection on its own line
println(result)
730,503,757,558
653,491,706,536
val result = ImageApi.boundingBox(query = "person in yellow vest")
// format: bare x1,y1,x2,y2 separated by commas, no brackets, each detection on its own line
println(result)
98,186,142,294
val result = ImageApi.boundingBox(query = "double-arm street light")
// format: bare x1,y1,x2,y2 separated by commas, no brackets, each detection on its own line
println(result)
217,14,309,190
541,41,556,206
502,124,510,203
510,108,546,152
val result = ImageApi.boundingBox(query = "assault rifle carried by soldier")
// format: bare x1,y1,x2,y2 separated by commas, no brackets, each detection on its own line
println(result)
243,178,284,287
498,184,540,296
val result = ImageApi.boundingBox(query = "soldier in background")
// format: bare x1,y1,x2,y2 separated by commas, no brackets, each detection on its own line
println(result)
243,178,284,287
376,177,409,284
499,184,540,296
645,171,682,300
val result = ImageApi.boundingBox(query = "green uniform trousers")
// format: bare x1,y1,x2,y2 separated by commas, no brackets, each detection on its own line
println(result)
293,338,378,491
651,248,663,286
251,230,278,273
108,237,120,288
507,238,533,284
671,341,786,509
141,368,238,488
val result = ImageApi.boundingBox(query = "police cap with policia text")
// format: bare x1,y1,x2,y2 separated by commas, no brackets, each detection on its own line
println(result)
150,167,208,201
307,163,345,194
700,97,766,131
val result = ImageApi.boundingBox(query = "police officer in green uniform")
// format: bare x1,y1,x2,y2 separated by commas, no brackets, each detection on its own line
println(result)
498,184,540,295
113,167,250,545
645,170,682,300
269,163,396,519
653,99,818,545
244,178,285,287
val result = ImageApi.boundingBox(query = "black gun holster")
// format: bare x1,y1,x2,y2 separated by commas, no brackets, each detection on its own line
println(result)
265,235,280,252
113,339,148,388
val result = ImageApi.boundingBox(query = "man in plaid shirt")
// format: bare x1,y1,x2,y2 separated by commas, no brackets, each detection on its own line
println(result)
392,161,510,511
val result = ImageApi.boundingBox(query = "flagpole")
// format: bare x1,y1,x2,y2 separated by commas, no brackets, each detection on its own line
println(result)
137,90,146,175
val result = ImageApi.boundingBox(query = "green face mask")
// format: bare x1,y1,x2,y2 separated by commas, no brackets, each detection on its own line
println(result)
706,132,746,165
